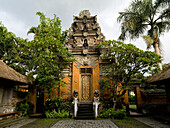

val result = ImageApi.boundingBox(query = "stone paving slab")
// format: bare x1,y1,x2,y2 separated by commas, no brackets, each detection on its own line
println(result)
51,120,118,128
2,118,36,128
134,117,170,128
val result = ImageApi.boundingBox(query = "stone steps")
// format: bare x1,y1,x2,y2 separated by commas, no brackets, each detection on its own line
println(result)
75,103,95,120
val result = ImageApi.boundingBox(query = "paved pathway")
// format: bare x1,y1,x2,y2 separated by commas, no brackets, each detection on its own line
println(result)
134,117,170,128
51,120,118,128
2,118,36,128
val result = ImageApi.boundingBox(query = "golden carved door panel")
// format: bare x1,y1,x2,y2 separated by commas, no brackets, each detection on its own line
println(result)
81,75,92,102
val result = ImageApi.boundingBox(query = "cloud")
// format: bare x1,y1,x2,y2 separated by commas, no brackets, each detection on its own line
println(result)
0,0,169,63
160,34,170,63
0,10,32,39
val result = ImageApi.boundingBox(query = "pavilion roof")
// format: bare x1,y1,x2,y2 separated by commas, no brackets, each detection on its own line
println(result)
147,65,170,84
0,60,30,85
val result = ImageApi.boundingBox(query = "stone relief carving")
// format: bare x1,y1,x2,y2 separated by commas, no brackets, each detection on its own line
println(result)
75,55,98,69
94,16,97,23
83,49,88,55
75,37,83,46
92,23,99,29
80,24,84,30
65,10,105,48
82,39,89,50
83,17,87,24
86,23,92,30
81,75,91,101
69,27,74,34
79,10,91,17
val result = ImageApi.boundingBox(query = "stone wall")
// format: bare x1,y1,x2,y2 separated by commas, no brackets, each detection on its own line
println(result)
0,83,15,114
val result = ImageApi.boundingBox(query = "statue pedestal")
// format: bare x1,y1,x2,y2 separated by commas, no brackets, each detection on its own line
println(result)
93,97,100,118
72,97,78,117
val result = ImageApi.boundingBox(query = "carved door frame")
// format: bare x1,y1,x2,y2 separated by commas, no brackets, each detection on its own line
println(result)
79,68,93,103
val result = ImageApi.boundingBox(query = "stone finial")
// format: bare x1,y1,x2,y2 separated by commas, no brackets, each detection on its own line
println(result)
79,10,91,17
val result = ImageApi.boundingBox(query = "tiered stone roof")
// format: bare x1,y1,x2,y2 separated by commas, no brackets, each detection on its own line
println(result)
65,10,105,52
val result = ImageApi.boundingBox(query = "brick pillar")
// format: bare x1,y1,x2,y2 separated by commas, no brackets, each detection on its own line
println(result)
29,88,36,113
44,91,49,102
136,87,142,113
124,90,129,115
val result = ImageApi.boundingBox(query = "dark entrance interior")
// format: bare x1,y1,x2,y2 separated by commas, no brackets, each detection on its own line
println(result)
36,89,44,113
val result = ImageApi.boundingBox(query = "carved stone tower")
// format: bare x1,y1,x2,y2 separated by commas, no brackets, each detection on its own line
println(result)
60,10,107,102
65,10,105,50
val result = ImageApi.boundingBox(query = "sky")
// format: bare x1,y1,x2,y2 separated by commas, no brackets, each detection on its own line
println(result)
0,0,169,64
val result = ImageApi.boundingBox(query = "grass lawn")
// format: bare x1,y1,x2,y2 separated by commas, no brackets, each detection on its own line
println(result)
112,117,152,128
129,104,137,110
20,118,59,128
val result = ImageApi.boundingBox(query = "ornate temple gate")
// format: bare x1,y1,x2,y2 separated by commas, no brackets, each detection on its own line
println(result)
62,10,106,102
49,9,114,106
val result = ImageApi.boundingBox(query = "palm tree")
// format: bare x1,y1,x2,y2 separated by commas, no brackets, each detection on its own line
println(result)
117,0,170,70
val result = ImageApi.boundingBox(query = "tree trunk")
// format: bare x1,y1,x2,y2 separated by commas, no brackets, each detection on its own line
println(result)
153,41,162,70
113,98,117,110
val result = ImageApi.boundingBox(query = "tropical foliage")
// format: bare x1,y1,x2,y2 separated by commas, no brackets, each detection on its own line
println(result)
27,12,74,97
16,100,33,116
1,12,74,97
44,97,69,119
0,22,28,74
118,0,170,69
98,40,161,109
100,107,127,119
45,110,69,119
44,97,69,112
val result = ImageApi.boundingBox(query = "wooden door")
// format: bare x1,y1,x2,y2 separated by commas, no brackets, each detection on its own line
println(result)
80,68,92,102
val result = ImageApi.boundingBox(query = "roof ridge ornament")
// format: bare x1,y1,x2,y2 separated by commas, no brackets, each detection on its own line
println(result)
79,10,91,17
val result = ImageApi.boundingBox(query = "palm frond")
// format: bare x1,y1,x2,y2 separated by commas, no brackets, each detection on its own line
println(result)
131,23,148,39
156,21,170,34
143,36,154,49
118,0,151,41
118,25,126,41
155,8,170,22
154,0,170,10
118,0,170,54
117,11,136,23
